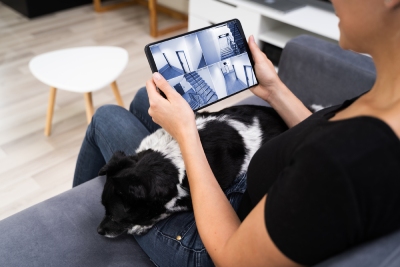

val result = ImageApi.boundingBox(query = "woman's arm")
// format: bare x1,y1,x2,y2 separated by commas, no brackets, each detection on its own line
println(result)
248,36,312,128
146,75,302,267
179,131,302,267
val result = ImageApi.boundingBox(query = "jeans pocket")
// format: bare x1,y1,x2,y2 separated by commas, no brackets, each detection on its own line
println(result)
154,211,205,251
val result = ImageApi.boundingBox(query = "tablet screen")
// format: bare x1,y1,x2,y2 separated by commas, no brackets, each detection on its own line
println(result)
147,20,257,111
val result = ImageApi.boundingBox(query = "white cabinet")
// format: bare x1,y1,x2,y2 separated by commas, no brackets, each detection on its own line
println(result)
188,0,339,48
188,16,212,31
189,0,261,42
158,0,189,14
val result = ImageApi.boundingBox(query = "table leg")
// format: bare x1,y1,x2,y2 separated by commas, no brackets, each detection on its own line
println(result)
111,81,124,107
84,92,94,124
45,87,57,136
93,0,136,12
149,0,158,37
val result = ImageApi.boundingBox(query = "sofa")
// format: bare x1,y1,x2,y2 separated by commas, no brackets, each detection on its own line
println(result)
1,35,400,267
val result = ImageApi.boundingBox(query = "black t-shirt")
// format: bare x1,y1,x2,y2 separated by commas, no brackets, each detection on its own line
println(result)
238,97,400,266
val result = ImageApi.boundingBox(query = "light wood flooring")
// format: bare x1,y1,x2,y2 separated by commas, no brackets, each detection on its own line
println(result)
0,1,254,221
0,2,188,221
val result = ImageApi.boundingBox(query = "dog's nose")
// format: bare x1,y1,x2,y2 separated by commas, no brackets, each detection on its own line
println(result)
97,226,106,235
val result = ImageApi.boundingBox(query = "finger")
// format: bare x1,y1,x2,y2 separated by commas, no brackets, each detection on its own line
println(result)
152,72,179,99
146,79,164,103
248,35,268,64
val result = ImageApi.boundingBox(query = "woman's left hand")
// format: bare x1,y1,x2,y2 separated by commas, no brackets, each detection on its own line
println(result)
146,72,198,143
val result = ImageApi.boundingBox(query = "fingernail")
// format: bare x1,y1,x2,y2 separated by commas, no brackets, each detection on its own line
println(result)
153,72,162,80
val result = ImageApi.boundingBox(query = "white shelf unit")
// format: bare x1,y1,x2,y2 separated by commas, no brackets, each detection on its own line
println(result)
188,0,340,49
258,22,337,48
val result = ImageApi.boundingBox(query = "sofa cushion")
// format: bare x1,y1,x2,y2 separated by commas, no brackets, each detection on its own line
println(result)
0,176,154,267
278,35,376,107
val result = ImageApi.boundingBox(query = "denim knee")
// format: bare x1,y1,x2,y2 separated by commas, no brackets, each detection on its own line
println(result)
129,87,148,114
92,104,126,126
129,87,160,133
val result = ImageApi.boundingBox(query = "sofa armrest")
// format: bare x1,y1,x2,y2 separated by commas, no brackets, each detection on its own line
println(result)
0,176,154,267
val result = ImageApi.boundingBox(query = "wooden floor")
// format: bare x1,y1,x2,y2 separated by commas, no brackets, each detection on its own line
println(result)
0,2,187,220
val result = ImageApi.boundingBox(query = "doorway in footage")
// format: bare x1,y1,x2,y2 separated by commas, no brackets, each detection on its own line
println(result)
150,33,207,80
176,51,191,73
244,65,256,87
196,20,246,65
208,53,257,97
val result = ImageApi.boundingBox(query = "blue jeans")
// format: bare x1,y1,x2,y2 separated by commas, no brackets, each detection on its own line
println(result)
73,87,247,267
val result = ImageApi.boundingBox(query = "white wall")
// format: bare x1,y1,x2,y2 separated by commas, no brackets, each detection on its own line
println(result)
185,34,203,70
197,67,216,93
196,25,232,65
150,45,168,70
230,53,252,85
158,37,194,72
180,77,192,92
208,64,227,98
197,30,220,65
167,75,184,87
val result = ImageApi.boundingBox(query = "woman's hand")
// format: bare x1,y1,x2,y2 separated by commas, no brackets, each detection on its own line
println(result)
248,35,284,103
146,72,198,143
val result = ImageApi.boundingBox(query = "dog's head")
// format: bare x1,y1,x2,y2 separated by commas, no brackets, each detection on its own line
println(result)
97,150,181,238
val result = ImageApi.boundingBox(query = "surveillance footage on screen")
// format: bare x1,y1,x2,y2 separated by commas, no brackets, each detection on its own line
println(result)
149,21,256,110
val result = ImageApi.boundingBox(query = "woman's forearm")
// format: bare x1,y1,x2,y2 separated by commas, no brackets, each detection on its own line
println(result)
178,132,240,265
267,82,312,128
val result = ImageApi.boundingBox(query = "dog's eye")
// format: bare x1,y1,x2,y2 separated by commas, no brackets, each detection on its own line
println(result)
116,190,123,195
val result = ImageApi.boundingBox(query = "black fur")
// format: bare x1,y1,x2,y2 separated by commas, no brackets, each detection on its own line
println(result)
97,105,287,237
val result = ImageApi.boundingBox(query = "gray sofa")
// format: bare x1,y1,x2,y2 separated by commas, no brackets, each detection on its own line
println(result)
1,35,399,267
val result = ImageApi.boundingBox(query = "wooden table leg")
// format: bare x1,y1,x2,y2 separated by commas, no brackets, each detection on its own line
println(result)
111,81,124,107
93,0,136,12
45,87,57,136
93,0,102,12
84,92,94,124
149,0,158,37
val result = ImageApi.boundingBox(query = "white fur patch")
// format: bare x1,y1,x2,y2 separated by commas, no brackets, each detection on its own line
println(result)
164,185,190,212
195,115,228,130
128,225,153,235
226,118,263,174
197,115,263,174
310,104,325,112
127,213,172,235
136,129,185,184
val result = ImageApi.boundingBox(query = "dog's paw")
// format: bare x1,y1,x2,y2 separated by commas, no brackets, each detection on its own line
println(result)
127,225,153,235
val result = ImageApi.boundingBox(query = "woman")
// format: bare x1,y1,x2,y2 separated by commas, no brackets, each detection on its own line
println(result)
74,0,400,266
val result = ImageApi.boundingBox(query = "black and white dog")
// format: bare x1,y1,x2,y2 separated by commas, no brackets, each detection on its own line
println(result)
97,105,287,238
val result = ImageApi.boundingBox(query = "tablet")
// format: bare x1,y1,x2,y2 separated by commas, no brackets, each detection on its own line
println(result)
144,19,258,111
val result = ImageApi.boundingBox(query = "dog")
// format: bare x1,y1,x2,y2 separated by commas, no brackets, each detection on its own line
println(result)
97,105,288,238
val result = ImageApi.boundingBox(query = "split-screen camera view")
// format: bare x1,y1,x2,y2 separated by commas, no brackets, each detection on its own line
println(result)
150,21,257,110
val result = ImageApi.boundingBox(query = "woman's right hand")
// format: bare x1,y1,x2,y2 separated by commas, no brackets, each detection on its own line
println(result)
248,35,284,103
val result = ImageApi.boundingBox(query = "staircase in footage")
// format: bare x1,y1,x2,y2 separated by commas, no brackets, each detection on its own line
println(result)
182,72,218,109
219,22,244,60
227,21,246,54
221,47,236,60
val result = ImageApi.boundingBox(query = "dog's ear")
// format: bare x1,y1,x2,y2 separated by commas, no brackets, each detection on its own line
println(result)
98,151,133,176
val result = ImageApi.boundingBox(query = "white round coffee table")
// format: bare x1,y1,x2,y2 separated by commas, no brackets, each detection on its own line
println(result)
29,46,128,136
